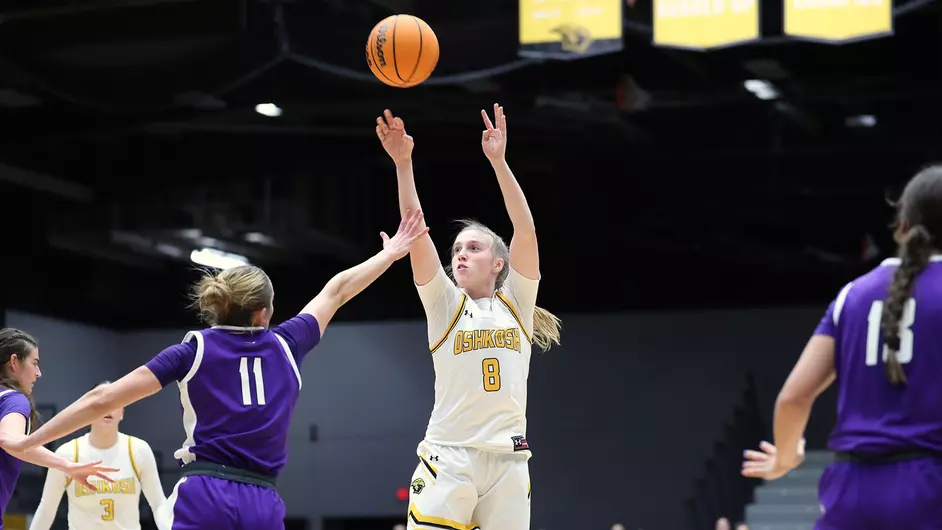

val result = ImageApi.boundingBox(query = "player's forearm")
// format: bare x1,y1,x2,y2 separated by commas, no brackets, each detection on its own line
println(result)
7,441,72,472
395,160,426,220
141,457,169,512
26,388,113,449
772,395,811,468
28,502,56,530
491,159,535,233
27,492,61,530
325,250,398,307
30,472,66,530
145,491,169,528
27,501,56,530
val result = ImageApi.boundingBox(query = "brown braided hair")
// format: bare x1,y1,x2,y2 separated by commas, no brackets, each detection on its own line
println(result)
0,328,41,431
880,166,942,385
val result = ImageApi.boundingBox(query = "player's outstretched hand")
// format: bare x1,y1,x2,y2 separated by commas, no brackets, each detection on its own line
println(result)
741,439,805,481
63,460,120,492
376,109,414,165
380,208,429,260
481,102,507,163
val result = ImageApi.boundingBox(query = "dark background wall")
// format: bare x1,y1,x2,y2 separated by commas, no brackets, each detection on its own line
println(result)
8,306,839,530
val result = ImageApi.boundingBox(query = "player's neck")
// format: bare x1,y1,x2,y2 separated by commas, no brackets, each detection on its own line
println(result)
88,429,119,449
462,284,496,301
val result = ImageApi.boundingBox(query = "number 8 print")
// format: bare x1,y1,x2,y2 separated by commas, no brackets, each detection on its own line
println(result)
482,358,501,392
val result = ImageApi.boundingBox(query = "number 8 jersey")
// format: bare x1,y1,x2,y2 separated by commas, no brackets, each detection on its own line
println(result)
417,266,540,453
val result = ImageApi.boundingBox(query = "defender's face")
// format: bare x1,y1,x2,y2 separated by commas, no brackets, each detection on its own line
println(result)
451,230,502,292
91,406,125,430
13,348,41,394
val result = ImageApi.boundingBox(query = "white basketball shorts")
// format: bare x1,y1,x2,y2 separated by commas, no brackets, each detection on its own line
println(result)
406,440,530,530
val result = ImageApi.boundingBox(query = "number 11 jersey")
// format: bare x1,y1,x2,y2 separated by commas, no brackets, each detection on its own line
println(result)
815,255,942,457
144,314,321,477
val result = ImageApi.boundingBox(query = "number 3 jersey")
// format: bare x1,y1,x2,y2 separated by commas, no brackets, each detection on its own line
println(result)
815,255,942,457
416,266,540,454
144,313,322,477
30,433,167,530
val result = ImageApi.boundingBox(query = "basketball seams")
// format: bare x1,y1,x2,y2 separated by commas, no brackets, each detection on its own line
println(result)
392,16,406,83
406,17,424,85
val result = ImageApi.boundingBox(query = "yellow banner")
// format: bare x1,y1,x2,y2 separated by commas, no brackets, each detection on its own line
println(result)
519,0,623,59
784,0,892,42
653,0,760,50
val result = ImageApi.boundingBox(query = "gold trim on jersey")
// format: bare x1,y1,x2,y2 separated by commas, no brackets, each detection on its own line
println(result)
418,464,436,485
128,436,142,482
496,291,532,344
408,503,480,530
65,438,79,487
430,294,467,353
418,455,438,479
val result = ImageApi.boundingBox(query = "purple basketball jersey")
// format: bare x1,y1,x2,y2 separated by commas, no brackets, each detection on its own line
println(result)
146,314,320,476
815,256,942,456
0,389,31,525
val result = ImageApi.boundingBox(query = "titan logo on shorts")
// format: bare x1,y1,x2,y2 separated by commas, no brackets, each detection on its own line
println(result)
511,436,530,451
411,478,426,495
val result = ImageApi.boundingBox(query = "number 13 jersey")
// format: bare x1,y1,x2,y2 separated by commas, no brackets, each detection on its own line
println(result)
416,266,540,454
815,255,942,457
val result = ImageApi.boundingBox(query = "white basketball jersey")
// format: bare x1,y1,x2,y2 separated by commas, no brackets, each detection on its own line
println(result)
417,266,539,453
62,434,146,530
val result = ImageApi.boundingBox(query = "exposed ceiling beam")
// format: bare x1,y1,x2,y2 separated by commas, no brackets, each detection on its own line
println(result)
0,162,93,201
0,0,208,23
47,234,166,270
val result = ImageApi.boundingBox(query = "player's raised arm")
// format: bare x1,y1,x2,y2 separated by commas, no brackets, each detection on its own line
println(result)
480,103,539,280
0,411,118,489
376,109,442,286
11,369,161,453
301,208,429,335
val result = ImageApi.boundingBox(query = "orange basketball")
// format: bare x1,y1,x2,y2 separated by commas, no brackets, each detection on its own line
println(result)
365,14,439,88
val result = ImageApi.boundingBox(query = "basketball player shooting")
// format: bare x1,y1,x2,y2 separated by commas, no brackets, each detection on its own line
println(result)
3,209,429,530
376,104,561,530
742,166,942,528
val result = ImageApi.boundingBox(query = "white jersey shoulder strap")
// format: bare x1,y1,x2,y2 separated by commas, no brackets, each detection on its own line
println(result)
179,330,206,384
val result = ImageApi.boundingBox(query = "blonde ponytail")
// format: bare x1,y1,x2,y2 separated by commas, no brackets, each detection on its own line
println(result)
532,305,561,352
189,265,274,327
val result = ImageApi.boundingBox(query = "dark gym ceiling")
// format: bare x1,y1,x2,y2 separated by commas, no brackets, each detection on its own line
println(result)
0,0,939,329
